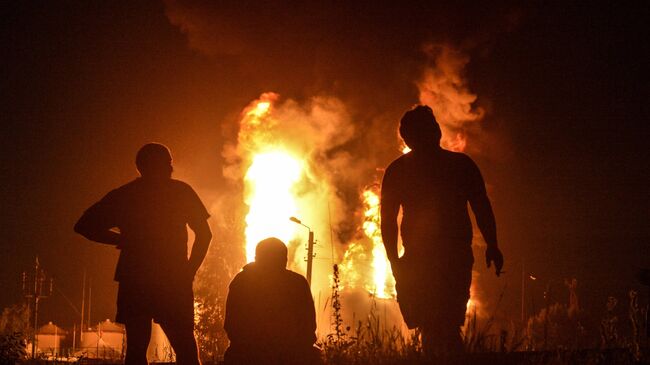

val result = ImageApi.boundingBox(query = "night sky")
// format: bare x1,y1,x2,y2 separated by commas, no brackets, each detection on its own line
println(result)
2,1,648,328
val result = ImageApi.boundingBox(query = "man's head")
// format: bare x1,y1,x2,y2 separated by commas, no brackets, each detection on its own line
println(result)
399,105,442,151
135,143,173,179
255,237,288,270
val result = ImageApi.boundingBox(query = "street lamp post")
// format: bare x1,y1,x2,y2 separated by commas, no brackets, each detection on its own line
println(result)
290,217,315,287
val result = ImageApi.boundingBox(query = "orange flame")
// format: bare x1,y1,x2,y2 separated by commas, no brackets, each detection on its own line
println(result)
236,96,305,262
362,189,396,298
244,151,302,262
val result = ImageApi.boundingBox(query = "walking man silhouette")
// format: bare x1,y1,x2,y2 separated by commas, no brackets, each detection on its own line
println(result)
74,143,212,365
381,106,503,360
224,237,319,365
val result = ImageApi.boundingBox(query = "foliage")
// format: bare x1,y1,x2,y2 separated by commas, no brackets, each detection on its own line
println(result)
527,303,586,350
0,332,27,365
194,246,239,363
462,285,527,353
318,267,649,364
193,190,248,363
0,304,30,335
0,304,29,364
320,264,424,365
526,279,588,351
193,214,245,364
600,296,620,348
627,290,647,361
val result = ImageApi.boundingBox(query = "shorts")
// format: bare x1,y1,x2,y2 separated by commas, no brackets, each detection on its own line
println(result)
115,278,194,326
393,241,473,329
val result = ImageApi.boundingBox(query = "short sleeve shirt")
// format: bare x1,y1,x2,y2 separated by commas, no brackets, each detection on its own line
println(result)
83,178,209,286
382,149,486,245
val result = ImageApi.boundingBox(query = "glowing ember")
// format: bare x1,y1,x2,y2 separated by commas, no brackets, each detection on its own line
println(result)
244,151,303,262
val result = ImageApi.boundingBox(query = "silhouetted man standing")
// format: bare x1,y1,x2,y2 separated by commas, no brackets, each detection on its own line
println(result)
224,237,319,365
74,143,212,365
381,106,503,360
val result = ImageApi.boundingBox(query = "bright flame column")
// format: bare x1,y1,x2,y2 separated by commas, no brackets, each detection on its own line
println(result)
244,152,302,262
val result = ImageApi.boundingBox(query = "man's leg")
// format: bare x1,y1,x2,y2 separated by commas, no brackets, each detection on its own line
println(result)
421,323,464,364
124,317,152,365
159,319,201,365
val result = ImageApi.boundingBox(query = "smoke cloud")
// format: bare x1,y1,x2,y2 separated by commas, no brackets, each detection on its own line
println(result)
165,0,511,335
418,44,485,152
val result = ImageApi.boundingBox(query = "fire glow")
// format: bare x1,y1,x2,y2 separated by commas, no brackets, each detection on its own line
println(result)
362,188,396,299
228,71,486,331
234,95,399,299
244,151,302,262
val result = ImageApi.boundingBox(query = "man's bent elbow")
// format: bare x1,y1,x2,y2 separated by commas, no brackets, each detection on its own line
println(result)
73,219,91,238
199,225,213,243
192,220,212,240
202,231,213,246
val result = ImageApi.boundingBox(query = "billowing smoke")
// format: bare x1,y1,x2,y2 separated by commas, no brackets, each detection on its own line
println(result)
164,0,502,340
418,44,485,152
220,93,366,289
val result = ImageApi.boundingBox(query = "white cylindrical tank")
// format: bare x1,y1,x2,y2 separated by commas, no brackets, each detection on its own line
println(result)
36,322,67,357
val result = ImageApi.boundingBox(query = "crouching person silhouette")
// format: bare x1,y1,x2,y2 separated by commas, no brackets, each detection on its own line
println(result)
74,143,212,365
224,237,320,365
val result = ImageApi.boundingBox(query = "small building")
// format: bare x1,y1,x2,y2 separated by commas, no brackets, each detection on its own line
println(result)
79,319,125,360
35,322,67,357
76,320,175,362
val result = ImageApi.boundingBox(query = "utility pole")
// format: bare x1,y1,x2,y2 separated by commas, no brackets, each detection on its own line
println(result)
87,278,92,330
80,270,85,347
22,257,53,359
521,259,526,324
290,216,316,288
306,230,315,286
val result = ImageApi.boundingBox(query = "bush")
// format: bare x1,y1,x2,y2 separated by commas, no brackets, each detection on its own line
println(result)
0,332,27,365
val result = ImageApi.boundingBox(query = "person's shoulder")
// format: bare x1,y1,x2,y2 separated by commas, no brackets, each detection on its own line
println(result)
105,179,140,199
285,270,310,287
169,179,200,195
169,178,193,189
286,269,306,280
442,149,475,165
386,153,409,171
229,268,250,288
440,149,465,159
392,153,410,164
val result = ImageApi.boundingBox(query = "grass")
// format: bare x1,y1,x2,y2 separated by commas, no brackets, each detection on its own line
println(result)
10,266,648,364
315,265,648,365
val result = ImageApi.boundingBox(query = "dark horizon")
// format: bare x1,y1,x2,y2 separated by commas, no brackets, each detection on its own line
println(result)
1,0,648,334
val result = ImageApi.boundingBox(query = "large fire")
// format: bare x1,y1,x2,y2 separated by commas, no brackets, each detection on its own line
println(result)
231,91,483,331
362,188,396,299
230,93,307,263
244,151,302,262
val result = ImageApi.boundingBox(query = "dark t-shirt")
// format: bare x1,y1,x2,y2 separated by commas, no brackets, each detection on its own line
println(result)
382,149,486,246
79,178,209,287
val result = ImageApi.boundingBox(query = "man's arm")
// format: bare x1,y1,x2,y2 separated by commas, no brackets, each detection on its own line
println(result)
466,159,503,276
380,166,400,266
469,193,497,248
74,197,120,246
187,219,212,276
